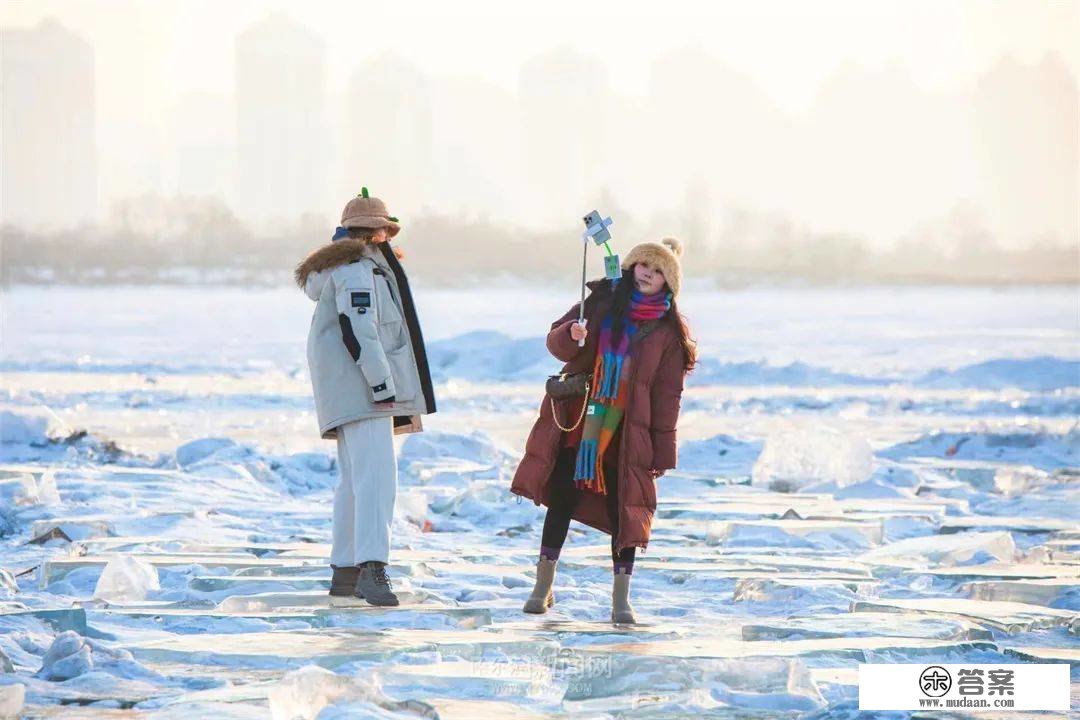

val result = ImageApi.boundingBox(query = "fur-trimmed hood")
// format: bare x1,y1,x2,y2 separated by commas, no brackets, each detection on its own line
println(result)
295,239,407,290
294,239,372,289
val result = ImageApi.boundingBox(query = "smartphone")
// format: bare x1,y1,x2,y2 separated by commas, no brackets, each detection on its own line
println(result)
583,210,611,245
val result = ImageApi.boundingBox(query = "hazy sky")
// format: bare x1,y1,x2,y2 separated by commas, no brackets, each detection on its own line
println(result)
2,0,1077,249
4,0,1076,110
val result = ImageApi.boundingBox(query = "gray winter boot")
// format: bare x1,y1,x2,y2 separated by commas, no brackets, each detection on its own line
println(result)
328,565,360,598
523,557,557,614
611,571,636,624
355,561,400,606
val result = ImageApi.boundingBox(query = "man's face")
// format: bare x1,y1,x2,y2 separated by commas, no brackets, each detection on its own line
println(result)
633,262,665,295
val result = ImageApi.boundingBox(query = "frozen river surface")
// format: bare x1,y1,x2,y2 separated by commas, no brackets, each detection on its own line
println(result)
1,283,1077,718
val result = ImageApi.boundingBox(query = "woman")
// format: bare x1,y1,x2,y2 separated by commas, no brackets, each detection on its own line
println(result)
511,237,696,623
294,188,437,606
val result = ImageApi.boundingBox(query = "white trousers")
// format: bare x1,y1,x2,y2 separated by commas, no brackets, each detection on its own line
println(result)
330,416,397,567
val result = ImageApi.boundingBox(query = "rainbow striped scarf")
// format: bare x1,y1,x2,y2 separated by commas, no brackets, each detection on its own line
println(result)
573,285,672,494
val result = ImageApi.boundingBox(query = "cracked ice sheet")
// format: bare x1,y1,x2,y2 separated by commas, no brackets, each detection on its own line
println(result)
580,635,999,663
124,628,554,668
739,611,995,641
963,577,1079,607
922,562,1079,580
3,284,1079,715
849,597,1079,633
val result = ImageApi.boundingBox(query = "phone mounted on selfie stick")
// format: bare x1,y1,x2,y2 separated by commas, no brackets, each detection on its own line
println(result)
577,210,620,347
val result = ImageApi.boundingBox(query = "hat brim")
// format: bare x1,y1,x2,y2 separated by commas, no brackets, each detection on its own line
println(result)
341,216,401,237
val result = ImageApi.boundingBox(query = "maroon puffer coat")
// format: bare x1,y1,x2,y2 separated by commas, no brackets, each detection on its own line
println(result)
510,279,689,553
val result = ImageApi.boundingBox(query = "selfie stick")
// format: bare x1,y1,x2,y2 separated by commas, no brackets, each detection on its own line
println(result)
578,239,588,346
579,211,615,347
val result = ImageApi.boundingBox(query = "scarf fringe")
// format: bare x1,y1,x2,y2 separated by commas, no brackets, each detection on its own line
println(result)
572,288,669,495
574,439,606,493
591,356,605,401
596,352,625,400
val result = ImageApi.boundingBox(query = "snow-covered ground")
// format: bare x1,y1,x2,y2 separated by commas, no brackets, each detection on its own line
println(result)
1,282,1077,718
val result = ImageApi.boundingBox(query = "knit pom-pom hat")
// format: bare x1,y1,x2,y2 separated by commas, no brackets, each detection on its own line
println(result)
621,237,684,297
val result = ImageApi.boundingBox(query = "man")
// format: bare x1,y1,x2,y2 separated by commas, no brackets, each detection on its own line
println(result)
294,189,436,605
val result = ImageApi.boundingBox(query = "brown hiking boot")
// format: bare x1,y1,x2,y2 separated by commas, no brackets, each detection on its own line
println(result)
355,561,400,606
523,557,557,614
328,565,360,597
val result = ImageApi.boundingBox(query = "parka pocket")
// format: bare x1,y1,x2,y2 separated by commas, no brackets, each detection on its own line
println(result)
385,344,418,403
374,275,408,353
377,320,408,354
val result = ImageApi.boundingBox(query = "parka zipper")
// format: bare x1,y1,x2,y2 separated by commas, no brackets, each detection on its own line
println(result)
372,268,397,304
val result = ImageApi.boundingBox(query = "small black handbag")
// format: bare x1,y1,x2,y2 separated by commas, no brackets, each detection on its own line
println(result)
545,372,590,432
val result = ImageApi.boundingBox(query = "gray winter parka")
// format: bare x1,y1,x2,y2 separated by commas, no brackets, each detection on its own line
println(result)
296,239,436,439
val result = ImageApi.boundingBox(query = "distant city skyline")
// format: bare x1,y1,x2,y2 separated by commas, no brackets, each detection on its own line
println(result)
0,2,1076,251
1,19,97,227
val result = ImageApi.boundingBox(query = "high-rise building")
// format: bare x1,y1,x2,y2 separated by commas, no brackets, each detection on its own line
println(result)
427,75,518,221
235,13,328,226
167,92,236,203
972,53,1079,247
341,53,434,217
1,19,98,229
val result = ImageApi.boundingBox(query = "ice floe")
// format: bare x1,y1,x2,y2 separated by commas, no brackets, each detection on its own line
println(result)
36,631,93,681
93,557,161,603
0,412,49,446
751,421,873,491
880,427,1080,471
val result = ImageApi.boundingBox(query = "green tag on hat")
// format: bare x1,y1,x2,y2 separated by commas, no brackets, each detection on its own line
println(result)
360,187,369,198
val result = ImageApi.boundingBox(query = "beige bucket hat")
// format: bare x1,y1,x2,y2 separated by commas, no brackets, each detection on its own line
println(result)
340,187,401,237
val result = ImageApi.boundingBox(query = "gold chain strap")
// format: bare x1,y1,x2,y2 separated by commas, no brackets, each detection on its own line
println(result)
550,381,590,432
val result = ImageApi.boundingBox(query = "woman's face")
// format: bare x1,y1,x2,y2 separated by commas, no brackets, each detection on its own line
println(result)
371,227,390,243
633,262,666,295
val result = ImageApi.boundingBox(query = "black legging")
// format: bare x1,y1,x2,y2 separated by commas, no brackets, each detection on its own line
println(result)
541,445,636,564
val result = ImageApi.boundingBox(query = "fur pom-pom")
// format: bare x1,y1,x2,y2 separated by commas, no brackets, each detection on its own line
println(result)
661,237,683,257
